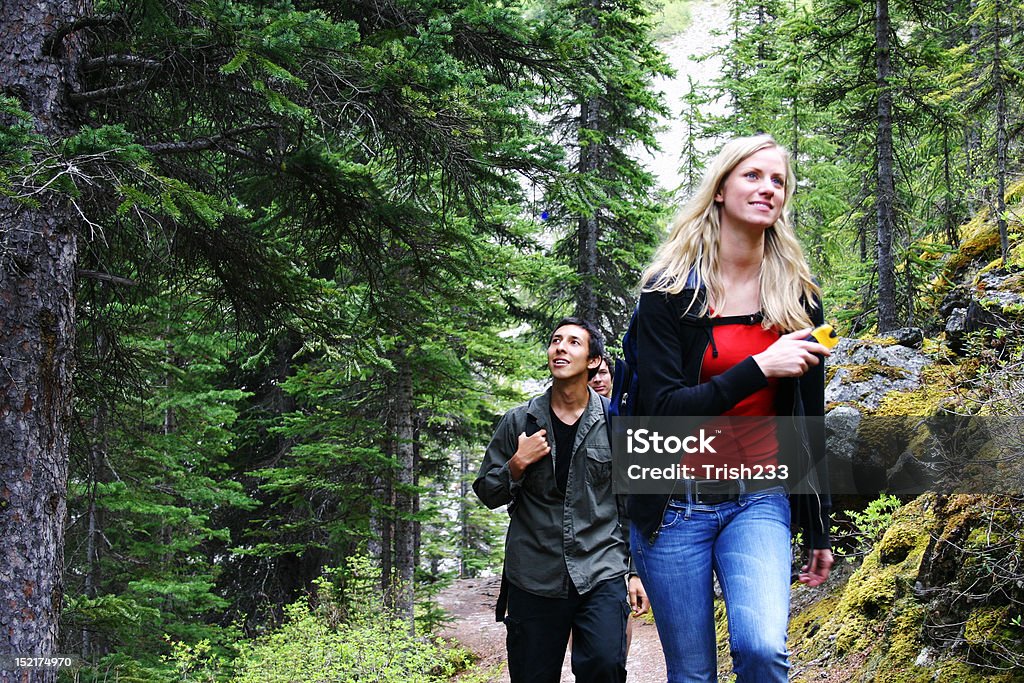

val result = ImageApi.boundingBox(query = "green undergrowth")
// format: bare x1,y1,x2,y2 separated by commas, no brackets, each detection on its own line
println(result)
99,560,491,683
787,494,1024,682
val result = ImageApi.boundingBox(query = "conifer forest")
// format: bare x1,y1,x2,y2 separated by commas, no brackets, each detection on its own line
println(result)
2,0,1024,680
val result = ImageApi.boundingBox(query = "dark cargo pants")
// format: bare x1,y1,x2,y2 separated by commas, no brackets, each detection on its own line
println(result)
504,576,628,683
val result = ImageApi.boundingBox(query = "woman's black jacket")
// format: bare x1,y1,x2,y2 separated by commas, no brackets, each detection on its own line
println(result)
625,286,832,549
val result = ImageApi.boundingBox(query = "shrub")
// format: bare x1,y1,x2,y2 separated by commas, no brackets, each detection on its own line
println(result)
849,494,902,548
164,560,487,683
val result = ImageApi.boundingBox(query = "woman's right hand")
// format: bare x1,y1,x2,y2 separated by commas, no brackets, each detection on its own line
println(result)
753,329,831,378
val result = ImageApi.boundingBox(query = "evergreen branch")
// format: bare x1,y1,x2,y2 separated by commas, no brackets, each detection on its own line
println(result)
83,55,162,71
77,269,137,287
221,144,271,166
143,125,278,155
69,79,152,103
42,16,122,56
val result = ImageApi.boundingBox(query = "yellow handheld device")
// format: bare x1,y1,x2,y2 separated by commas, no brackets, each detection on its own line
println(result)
806,324,839,349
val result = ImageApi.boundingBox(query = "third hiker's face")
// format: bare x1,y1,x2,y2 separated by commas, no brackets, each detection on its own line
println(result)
548,325,599,380
589,361,611,397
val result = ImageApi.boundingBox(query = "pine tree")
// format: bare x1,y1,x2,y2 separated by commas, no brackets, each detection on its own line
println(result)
946,0,1024,263
794,0,948,330
64,292,255,670
1,1,89,673
542,0,672,339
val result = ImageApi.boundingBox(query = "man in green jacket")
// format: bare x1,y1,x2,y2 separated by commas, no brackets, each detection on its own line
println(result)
474,316,646,683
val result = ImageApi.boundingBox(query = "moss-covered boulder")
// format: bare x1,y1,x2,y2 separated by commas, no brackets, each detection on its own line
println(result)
789,494,1024,682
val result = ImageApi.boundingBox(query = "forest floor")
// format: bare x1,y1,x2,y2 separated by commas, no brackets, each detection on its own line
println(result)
438,560,857,682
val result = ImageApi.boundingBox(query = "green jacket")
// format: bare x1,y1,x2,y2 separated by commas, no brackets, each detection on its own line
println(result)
473,388,630,598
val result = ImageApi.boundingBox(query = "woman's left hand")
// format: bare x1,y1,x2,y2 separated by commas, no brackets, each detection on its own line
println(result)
628,575,649,615
798,548,834,587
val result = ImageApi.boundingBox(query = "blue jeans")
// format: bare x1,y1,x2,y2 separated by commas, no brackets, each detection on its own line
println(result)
631,486,791,683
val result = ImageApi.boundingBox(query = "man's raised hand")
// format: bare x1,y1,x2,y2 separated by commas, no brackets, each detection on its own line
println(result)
509,430,551,480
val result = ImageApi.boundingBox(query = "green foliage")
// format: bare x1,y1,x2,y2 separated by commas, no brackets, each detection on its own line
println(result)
64,292,257,674
848,494,903,548
539,0,673,338
164,638,229,683
161,562,488,683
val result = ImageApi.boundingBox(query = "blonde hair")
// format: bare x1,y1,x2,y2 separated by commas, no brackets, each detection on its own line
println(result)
642,134,819,331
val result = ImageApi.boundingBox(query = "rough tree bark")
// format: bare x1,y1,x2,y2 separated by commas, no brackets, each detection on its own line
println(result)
874,0,899,332
576,94,601,324
0,1,88,680
390,353,416,632
993,0,1009,264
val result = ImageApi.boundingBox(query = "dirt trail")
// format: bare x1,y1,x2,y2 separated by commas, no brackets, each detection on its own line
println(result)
438,563,851,682
437,577,667,682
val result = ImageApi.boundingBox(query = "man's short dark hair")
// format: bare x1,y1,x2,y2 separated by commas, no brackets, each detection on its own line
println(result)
551,316,605,379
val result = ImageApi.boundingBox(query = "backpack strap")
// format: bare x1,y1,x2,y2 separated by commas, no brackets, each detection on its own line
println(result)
523,396,542,437
677,289,764,359
609,308,639,418
507,397,542,520
600,394,611,443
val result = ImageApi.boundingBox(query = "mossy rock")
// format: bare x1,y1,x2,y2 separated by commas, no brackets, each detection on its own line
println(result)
847,336,900,350
790,494,1023,680
922,660,1024,682
788,495,939,671
945,214,1000,277
713,599,732,674
878,516,922,566
964,606,1016,647
875,384,948,417
836,360,909,384
851,414,913,469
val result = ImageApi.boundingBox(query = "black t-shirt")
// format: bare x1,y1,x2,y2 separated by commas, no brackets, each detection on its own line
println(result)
550,408,580,496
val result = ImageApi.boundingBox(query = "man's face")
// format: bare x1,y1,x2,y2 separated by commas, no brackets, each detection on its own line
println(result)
548,325,599,380
588,360,611,397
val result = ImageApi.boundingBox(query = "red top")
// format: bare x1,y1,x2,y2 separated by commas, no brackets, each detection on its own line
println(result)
686,321,780,477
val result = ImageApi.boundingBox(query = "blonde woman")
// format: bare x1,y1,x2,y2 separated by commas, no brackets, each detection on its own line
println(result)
627,135,834,682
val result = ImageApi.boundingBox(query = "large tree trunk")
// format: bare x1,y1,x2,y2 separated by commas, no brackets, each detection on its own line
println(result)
875,0,899,332
0,2,86,680
390,353,416,632
993,0,1009,264
0,2,87,679
576,95,601,324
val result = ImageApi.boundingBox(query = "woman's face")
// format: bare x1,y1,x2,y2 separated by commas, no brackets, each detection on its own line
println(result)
714,147,787,232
